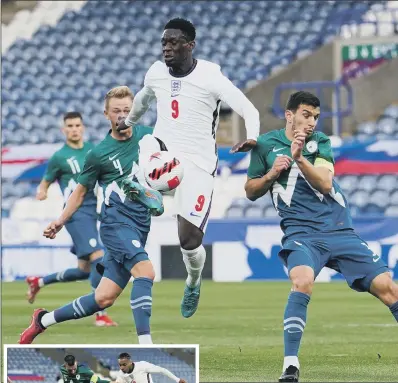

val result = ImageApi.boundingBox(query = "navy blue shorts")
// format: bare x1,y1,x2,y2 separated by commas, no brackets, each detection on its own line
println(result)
279,230,389,292
65,216,102,259
100,223,149,289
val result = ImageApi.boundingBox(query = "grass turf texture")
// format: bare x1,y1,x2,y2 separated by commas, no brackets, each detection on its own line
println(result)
2,281,398,382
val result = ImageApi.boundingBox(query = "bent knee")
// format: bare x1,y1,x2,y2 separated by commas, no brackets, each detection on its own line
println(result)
180,237,202,251
371,272,398,306
131,260,155,280
179,228,203,250
290,273,314,294
290,267,314,294
291,278,314,294
95,292,117,308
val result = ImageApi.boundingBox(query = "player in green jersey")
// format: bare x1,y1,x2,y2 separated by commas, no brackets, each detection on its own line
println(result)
19,86,163,345
25,111,116,327
60,354,110,383
246,91,398,382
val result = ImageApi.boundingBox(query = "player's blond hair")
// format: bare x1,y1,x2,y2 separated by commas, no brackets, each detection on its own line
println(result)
104,86,134,110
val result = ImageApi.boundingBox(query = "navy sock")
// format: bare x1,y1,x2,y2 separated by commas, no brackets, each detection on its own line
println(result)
284,291,311,357
89,258,102,289
389,301,398,322
53,293,103,323
42,268,89,285
130,278,153,336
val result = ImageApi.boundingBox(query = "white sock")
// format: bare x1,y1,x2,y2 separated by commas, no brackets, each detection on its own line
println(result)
38,278,44,287
283,356,300,371
96,310,106,316
40,312,56,328
138,334,153,344
181,245,206,288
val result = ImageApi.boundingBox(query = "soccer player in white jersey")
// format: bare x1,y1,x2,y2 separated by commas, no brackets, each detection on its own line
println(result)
117,17,260,318
114,352,187,383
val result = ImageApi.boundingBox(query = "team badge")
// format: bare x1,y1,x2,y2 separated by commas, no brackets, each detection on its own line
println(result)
306,140,318,153
132,240,141,248
76,375,80,380
171,80,181,95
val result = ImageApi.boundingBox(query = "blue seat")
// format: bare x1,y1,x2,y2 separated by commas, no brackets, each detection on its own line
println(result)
1,0,378,155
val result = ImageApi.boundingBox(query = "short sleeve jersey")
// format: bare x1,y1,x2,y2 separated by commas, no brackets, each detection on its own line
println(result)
247,129,353,237
78,126,153,231
43,142,97,218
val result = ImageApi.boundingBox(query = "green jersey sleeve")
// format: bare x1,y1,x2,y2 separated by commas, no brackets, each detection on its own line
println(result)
77,149,100,190
316,133,334,164
43,153,60,183
247,141,268,179
135,125,154,140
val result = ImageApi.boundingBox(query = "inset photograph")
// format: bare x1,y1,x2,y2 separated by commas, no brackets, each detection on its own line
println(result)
5,345,198,383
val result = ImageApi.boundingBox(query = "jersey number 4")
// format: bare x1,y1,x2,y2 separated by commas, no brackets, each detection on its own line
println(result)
171,100,179,119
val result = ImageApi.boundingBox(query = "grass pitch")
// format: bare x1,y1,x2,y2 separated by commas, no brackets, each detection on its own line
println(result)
2,281,398,382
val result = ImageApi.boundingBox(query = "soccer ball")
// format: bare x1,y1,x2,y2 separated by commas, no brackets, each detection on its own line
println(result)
143,151,184,192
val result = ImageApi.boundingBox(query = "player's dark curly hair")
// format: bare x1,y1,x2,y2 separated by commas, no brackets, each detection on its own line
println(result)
118,352,131,360
164,18,196,41
64,355,76,366
286,91,320,112
63,111,83,122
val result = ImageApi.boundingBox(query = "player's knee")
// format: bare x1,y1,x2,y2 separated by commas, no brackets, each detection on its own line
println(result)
95,292,117,308
89,249,104,262
131,260,155,281
371,272,398,305
180,235,202,251
179,228,203,250
77,259,91,273
291,275,314,294
178,215,204,250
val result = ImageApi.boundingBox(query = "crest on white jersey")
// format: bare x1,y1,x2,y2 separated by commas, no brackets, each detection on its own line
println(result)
171,80,181,95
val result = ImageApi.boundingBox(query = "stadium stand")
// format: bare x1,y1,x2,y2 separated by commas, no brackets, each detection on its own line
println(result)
1,1,397,219
1,0,384,145
7,348,59,383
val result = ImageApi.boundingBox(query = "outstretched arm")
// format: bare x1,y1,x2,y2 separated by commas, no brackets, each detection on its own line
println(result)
118,86,156,131
145,363,185,383
215,73,260,153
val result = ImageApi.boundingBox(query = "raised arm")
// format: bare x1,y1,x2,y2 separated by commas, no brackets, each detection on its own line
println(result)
214,71,260,153
121,85,156,129
117,64,157,131
245,155,292,201
291,131,333,194
144,363,185,383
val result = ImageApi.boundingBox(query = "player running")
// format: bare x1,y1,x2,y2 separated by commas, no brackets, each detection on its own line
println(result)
245,91,398,382
19,86,163,345
60,354,111,383
26,111,116,327
115,352,187,383
117,17,260,318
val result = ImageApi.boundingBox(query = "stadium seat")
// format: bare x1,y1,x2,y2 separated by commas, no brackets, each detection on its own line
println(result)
225,206,245,218
7,348,59,383
3,1,398,219
1,0,380,147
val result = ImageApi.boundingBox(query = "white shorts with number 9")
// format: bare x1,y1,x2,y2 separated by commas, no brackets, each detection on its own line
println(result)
139,134,215,233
